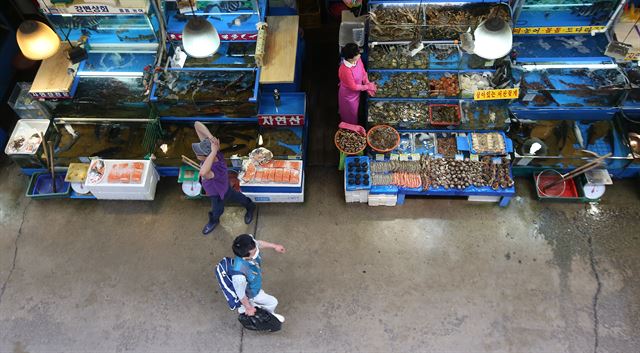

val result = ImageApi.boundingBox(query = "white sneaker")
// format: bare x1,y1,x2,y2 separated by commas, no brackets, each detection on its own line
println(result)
273,313,285,323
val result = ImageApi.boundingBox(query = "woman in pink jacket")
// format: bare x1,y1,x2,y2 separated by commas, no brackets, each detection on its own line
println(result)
338,43,377,125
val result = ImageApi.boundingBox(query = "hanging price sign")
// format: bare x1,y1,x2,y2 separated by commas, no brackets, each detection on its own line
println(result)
513,26,605,35
473,88,519,101
624,51,640,61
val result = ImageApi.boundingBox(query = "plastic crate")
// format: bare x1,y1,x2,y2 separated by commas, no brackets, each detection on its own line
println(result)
26,172,71,199
429,104,461,126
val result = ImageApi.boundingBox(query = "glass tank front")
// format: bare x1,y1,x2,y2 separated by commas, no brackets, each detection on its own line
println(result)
51,120,149,166
153,121,258,166
165,0,266,35
512,67,628,109
48,13,160,47
515,0,619,28
507,119,629,168
48,77,149,118
258,126,303,159
368,2,511,42
151,69,258,117
177,42,256,68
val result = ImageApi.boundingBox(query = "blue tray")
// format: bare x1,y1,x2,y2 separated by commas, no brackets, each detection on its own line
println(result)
345,156,371,191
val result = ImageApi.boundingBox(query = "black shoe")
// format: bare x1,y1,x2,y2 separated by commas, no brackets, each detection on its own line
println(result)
203,221,218,235
244,205,256,224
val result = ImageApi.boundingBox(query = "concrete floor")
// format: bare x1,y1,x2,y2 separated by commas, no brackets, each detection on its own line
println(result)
1,159,640,353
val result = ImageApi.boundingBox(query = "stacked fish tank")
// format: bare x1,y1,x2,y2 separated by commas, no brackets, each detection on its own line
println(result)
363,0,516,206
35,0,161,167
508,0,635,177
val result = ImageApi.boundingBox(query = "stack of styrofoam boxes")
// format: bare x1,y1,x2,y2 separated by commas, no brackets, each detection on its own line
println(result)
344,156,370,203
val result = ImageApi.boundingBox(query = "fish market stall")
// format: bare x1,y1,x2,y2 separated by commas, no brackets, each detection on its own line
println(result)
508,0,635,181
155,2,307,202
356,0,517,206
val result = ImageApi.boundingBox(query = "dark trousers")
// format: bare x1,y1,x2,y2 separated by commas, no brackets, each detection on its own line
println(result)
209,186,254,223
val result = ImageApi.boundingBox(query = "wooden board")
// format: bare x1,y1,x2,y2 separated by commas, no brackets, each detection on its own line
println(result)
259,16,299,84
30,43,77,95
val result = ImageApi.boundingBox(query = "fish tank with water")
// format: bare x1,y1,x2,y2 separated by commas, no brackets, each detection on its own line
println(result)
150,68,259,117
165,0,267,37
511,67,628,110
514,0,621,29
46,76,150,118
50,120,150,166
47,12,161,50
367,1,511,42
153,121,258,166
507,119,631,169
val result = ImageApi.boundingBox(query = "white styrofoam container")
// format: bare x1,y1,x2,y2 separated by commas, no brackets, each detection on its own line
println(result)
85,159,158,200
244,189,304,203
368,193,397,206
467,196,501,203
5,119,49,156
345,189,368,203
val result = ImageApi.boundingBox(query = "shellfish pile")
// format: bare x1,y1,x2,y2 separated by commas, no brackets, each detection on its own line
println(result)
369,45,429,69
430,105,460,125
471,132,506,154
369,72,430,98
429,74,460,97
370,156,514,190
335,129,366,154
368,102,428,128
369,4,511,41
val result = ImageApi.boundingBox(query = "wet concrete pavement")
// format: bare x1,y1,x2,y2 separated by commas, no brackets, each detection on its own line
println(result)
1,158,639,353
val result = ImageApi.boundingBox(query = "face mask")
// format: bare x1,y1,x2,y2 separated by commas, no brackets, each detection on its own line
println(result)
251,246,260,260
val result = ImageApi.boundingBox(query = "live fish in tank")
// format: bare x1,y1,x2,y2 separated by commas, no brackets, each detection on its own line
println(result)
229,14,252,27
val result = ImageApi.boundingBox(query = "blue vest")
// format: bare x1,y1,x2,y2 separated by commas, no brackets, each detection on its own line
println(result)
232,255,262,299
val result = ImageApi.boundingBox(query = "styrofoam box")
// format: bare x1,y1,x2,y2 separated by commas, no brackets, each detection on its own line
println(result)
368,193,397,207
244,189,304,203
85,159,159,200
345,189,368,203
5,119,49,156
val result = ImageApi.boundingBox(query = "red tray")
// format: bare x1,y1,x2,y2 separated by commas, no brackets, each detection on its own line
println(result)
536,174,579,198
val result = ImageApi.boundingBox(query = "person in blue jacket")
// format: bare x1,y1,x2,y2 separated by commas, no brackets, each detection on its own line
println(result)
231,234,287,322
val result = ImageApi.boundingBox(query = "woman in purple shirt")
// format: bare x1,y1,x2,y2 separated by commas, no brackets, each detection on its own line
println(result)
193,122,256,235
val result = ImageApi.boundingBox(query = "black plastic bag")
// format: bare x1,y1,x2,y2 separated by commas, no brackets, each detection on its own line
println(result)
238,308,282,332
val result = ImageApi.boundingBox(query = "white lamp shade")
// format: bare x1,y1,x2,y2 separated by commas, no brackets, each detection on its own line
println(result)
16,20,61,60
473,18,513,60
182,17,221,58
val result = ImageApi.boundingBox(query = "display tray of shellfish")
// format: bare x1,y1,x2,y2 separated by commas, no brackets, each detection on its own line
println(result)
368,2,511,42
368,155,515,194
459,101,509,130
368,101,467,129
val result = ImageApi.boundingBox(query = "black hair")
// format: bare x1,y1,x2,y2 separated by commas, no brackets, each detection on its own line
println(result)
341,43,360,60
233,234,256,257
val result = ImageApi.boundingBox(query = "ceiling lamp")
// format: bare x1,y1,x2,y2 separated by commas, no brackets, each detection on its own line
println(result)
182,16,220,58
472,17,513,60
16,20,60,60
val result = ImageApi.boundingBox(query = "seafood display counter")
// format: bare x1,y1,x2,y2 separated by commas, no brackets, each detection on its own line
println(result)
359,0,516,206
84,159,159,200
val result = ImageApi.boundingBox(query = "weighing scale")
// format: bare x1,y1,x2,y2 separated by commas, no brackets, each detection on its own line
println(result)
178,165,202,198
581,169,613,201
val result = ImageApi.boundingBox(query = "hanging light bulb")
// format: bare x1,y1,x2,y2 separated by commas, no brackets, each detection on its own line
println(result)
472,17,513,60
182,16,221,58
16,20,61,60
